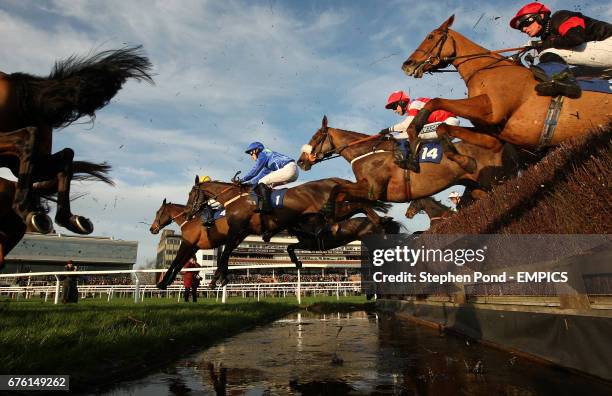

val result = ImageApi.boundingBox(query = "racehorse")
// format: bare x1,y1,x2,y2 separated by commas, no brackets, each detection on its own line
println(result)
150,199,397,288
0,46,153,234
405,196,454,227
155,177,391,289
0,161,112,269
297,116,518,219
401,15,612,163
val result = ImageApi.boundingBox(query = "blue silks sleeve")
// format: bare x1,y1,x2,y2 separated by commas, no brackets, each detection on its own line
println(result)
240,152,269,184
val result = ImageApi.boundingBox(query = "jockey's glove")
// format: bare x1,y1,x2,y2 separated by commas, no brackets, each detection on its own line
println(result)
508,53,522,63
528,40,543,51
379,128,391,135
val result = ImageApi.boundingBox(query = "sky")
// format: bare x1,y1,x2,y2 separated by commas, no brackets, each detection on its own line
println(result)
0,0,608,267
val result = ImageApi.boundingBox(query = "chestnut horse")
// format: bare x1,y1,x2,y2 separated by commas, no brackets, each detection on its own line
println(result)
0,46,153,234
401,15,612,159
151,195,394,289
0,161,112,269
297,116,518,219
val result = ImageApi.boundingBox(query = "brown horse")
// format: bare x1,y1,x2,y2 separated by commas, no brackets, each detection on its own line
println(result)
297,116,518,219
0,161,112,269
0,46,153,234
150,199,397,288
405,196,454,227
401,15,612,161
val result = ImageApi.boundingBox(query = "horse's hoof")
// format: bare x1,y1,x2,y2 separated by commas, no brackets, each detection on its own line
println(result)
26,212,53,234
156,282,167,290
295,261,303,269
57,215,94,234
220,277,230,287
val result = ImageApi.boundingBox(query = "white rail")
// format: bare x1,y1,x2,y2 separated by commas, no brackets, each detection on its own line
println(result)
0,265,362,304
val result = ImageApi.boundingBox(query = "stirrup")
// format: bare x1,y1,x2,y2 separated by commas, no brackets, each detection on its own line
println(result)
535,81,581,99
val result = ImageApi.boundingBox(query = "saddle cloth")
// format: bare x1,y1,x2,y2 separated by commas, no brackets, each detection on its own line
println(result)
249,188,288,209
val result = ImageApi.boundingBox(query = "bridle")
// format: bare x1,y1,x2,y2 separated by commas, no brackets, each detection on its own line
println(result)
411,28,455,74
307,128,339,163
152,203,187,233
188,183,246,217
410,28,529,80
304,127,387,166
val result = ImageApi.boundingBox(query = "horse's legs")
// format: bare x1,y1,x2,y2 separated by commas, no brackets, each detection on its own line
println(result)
326,181,383,225
287,243,303,269
0,213,27,270
413,95,502,132
210,231,248,289
1,128,38,220
40,148,94,234
156,240,197,289
436,124,504,151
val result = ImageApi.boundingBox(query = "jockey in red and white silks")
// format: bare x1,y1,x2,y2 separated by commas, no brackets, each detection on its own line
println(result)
511,2,612,69
380,92,459,140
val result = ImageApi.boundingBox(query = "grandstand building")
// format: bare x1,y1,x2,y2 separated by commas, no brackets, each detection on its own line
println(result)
155,229,362,279
156,229,217,268
3,232,138,273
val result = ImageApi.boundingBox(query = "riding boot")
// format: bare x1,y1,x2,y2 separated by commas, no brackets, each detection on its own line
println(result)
253,183,272,214
202,205,215,227
407,138,421,173
531,54,581,99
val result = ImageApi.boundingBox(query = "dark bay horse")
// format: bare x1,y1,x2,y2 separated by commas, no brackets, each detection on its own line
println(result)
150,200,397,288
155,177,390,288
0,161,112,269
405,196,454,227
401,15,612,157
297,116,518,219
0,46,153,234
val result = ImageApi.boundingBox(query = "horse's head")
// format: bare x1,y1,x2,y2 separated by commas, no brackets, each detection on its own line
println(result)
297,115,336,171
402,15,455,78
405,200,424,219
150,198,174,234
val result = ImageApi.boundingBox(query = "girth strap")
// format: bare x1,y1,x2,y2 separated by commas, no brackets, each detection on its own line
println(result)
538,95,564,149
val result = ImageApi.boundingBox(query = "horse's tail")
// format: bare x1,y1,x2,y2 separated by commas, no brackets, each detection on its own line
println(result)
371,200,392,214
10,46,154,128
72,161,114,185
381,218,404,234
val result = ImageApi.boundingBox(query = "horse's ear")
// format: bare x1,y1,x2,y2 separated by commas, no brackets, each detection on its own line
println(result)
322,115,328,129
163,198,167,205
440,14,454,30
194,175,199,185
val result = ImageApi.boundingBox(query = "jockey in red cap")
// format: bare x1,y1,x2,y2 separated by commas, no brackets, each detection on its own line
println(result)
379,91,459,170
510,2,612,98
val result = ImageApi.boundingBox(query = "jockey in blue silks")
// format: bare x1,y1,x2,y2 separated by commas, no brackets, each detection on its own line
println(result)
236,142,299,213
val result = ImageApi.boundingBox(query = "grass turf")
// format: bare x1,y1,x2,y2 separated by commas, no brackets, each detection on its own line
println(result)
0,295,368,390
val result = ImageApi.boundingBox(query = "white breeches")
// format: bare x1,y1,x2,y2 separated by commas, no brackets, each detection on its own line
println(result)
540,37,612,68
397,117,460,140
258,162,299,187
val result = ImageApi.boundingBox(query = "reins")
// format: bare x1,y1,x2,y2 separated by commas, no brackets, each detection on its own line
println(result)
415,28,531,76
313,130,387,163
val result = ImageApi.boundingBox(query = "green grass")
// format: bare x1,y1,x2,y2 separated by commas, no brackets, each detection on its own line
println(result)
0,295,368,390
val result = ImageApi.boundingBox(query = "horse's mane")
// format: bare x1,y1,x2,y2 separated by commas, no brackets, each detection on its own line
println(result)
329,127,371,139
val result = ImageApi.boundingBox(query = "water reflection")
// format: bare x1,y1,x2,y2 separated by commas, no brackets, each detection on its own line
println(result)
105,311,612,395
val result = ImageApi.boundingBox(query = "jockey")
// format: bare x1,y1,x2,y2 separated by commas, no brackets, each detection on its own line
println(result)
236,142,299,213
448,191,461,212
198,175,222,227
510,2,612,98
379,91,459,170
